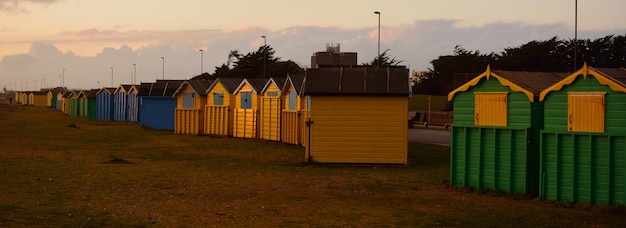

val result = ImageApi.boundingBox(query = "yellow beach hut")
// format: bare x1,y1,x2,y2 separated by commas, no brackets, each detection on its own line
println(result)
280,73,307,145
303,67,410,164
173,79,213,135
204,77,244,136
32,91,48,107
259,77,285,141
232,78,267,139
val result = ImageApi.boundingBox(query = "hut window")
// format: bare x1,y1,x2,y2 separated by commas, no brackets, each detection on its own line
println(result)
267,92,278,97
305,96,311,110
240,92,252,109
213,92,224,106
474,92,508,127
288,90,297,110
182,93,194,108
568,92,605,133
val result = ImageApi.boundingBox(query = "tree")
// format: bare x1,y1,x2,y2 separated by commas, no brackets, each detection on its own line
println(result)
362,49,404,66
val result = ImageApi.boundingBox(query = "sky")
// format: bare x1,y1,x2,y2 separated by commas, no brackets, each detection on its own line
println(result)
1,0,626,91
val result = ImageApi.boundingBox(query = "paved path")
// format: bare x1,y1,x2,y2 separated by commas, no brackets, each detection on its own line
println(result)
408,128,451,146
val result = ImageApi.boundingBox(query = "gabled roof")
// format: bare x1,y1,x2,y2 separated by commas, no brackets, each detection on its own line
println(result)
261,77,286,94
172,79,213,96
540,63,626,101
206,77,245,94
282,73,306,95
114,84,134,94
233,78,268,94
303,67,410,96
448,65,569,102
96,87,117,95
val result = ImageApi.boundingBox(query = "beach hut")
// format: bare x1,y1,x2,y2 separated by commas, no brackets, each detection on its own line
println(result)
47,87,64,108
303,67,410,164
204,77,244,136
538,64,626,205
86,89,99,120
127,84,140,122
280,74,307,145
259,77,285,141
55,90,64,110
138,80,183,131
68,91,80,116
113,84,133,121
78,90,88,117
96,87,115,120
232,78,267,139
173,79,213,135
61,91,72,114
32,91,48,107
20,92,29,105
447,66,567,194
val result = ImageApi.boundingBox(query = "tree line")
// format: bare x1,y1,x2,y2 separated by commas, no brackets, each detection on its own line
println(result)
414,34,626,95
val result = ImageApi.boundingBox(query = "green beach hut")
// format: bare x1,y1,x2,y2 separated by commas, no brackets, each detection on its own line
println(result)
539,64,626,205
448,66,567,193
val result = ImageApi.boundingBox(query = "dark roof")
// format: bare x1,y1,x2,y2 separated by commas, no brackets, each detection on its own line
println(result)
86,89,99,98
262,77,286,93
304,67,410,96
247,79,268,93
594,67,626,87
188,79,213,95
492,70,570,94
210,78,245,93
285,73,306,95
138,80,184,96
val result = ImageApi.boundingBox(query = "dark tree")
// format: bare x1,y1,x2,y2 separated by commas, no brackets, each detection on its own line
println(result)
362,49,404,66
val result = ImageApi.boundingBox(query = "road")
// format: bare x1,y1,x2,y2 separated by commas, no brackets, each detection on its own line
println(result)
408,128,450,146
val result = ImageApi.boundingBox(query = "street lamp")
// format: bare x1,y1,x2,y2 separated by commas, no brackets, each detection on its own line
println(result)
161,57,165,80
261,36,267,78
110,67,114,87
133,64,137,84
199,49,204,75
374,11,381,64
62,68,66,89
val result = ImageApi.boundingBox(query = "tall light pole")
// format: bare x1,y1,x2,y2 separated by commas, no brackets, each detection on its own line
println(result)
374,11,381,65
199,49,204,75
161,57,165,80
133,64,137,84
62,68,65,89
261,36,267,79
574,0,578,71
110,67,114,87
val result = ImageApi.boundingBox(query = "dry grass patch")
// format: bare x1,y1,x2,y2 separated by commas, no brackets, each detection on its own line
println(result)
0,105,625,227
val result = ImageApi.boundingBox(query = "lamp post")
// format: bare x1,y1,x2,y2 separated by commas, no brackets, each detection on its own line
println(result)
199,49,204,75
62,68,65,88
133,64,136,84
110,67,114,87
161,57,165,80
374,11,381,65
574,0,577,71
261,36,267,79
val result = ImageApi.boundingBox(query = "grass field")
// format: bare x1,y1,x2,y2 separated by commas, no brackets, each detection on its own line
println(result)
1,104,625,227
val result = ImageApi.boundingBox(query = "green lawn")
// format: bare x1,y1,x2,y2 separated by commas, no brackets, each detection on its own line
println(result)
0,104,624,227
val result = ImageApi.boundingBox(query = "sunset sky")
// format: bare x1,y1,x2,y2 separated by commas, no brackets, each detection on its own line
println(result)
2,0,626,90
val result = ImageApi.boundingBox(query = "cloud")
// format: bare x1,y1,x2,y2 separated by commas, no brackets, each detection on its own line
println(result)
0,0,63,12
1,19,625,91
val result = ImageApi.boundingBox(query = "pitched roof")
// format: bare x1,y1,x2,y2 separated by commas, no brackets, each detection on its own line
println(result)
303,67,410,96
233,78,268,94
96,87,116,95
540,64,626,101
283,73,306,95
261,77,286,94
86,89,99,98
448,66,569,102
206,77,245,94
172,79,213,96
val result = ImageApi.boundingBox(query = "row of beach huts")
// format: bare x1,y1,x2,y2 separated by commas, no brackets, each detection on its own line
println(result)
11,63,626,206
12,66,412,165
